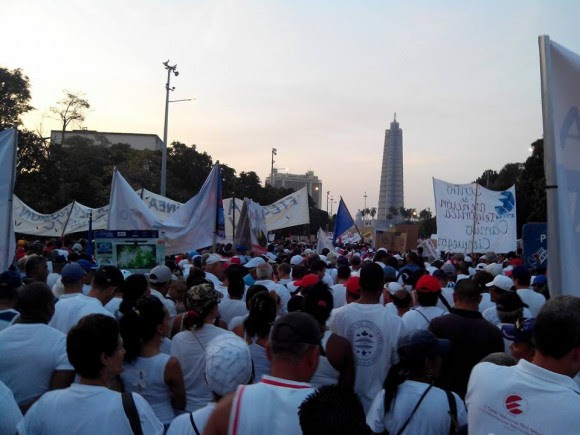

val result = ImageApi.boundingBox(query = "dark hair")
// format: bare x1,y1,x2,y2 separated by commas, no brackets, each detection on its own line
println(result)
270,312,320,361
119,274,149,314
392,290,412,309
302,282,333,326
416,291,438,307
185,267,206,288
226,268,245,299
310,259,327,274
407,252,419,265
534,295,580,359
337,265,351,280
120,296,166,363
350,256,361,267
92,266,124,290
67,314,120,379
291,265,306,281
245,284,269,310
16,282,54,321
299,385,369,435
243,292,277,339
359,263,384,293
512,267,531,286
472,271,494,291
454,279,481,303
374,250,388,263
25,255,46,277
287,295,305,312
277,263,291,276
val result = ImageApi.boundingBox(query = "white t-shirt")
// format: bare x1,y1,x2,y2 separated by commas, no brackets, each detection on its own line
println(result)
49,294,114,334
170,325,232,412
478,292,495,313
253,279,291,315
105,296,123,319
150,289,177,318
218,298,248,326
437,288,454,311
166,402,216,435
0,379,22,435
367,381,467,434
46,272,61,290
17,383,163,435
402,306,446,332
482,305,533,326
516,288,546,317
0,323,73,405
330,284,347,309
229,314,249,331
330,303,404,413
466,360,580,435
385,302,398,316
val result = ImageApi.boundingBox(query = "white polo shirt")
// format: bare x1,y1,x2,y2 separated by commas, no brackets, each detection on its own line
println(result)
49,294,114,334
466,360,580,435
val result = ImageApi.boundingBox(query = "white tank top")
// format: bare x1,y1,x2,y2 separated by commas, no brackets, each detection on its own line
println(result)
228,375,314,435
309,330,340,388
120,353,174,424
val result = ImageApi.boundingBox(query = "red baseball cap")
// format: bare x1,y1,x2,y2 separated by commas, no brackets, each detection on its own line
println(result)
294,273,319,287
416,275,441,293
345,276,361,296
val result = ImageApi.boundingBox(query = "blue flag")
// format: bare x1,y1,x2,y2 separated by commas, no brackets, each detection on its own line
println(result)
216,165,225,238
332,198,354,245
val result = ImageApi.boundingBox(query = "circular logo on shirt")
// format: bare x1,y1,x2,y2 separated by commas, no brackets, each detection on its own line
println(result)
504,394,527,415
346,320,383,366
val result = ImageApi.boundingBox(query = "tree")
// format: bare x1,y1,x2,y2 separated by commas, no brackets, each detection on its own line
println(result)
50,91,90,144
369,207,377,220
389,206,398,217
419,208,432,220
0,67,33,129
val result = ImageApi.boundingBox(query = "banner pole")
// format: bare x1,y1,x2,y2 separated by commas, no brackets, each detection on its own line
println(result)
61,201,75,239
5,130,18,269
470,184,479,257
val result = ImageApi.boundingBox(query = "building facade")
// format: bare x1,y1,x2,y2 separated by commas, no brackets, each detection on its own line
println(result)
377,115,404,222
50,130,163,152
266,169,322,208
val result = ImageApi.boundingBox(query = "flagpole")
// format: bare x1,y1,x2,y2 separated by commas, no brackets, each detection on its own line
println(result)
61,201,75,239
342,196,364,241
87,210,93,259
232,198,236,247
107,168,117,230
212,163,219,253
539,34,561,297
5,130,18,269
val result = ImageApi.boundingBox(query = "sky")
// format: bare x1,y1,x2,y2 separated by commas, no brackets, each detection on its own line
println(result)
4,0,580,215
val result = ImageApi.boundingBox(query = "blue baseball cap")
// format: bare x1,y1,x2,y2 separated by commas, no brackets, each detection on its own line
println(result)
61,263,86,284
398,330,451,360
77,259,98,273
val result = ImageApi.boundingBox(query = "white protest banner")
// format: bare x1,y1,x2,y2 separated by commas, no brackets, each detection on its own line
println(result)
316,227,334,254
433,178,517,254
539,36,580,296
0,130,17,270
223,198,244,243
248,199,268,254
139,188,182,221
107,170,161,231
263,186,310,231
64,202,109,234
13,196,73,236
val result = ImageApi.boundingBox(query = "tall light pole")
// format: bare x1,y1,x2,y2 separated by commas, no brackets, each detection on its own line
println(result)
161,60,179,197
326,191,330,214
364,192,367,224
271,148,277,183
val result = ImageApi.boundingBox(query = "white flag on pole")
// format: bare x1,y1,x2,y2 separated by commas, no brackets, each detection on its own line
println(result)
316,227,334,254
0,129,17,271
107,170,161,230
163,165,220,255
539,36,580,296
263,186,310,231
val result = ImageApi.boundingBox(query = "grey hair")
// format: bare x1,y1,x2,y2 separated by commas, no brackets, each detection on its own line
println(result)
256,263,273,280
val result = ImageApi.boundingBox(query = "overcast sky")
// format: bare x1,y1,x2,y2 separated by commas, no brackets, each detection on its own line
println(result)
4,0,580,214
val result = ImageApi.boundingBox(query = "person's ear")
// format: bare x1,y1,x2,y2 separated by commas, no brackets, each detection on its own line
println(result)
265,341,273,362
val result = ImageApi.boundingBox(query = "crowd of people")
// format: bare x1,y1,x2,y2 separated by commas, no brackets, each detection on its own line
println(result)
0,237,579,434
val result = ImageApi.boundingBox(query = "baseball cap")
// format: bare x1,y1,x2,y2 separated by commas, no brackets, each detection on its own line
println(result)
244,257,266,269
72,243,83,253
77,259,98,273
386,282,403,295
501,318,535,343
294,273,319,288
532,275,547,286
383,266,397,280
485,263,503,277
496,291,528,312
186,283,223,312
205,253,226,266
398,330,451,360
148,265,175,284
440,262,456,276
415,275,441,293
485,275,514,292
205,335,252,396
345,276,361,297
93,266,124,288
61,263,85,284
0,271,22,290
290,255,304,266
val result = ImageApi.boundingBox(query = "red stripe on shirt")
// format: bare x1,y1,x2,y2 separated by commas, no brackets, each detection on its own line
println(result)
231,385,246,435
260,378,311,389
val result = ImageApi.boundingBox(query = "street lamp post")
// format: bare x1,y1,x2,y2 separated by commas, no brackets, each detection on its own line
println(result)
271,148,277,182
326,191,330,214
161,60,179,197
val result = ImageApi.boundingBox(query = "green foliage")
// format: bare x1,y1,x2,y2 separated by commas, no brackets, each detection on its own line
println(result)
0,67,33,129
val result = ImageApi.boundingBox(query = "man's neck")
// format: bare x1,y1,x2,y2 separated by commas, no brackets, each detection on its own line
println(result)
453,301,479,312
532,352,574,377
270,362,310,383
63,285,83,295
357,292,380,305
87,289,106,305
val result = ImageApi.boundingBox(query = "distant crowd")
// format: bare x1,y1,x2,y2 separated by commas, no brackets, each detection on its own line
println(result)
0,237,578,434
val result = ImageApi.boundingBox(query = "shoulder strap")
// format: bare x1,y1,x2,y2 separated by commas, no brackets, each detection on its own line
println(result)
189,412,201,435
438,293,453,312
121,392,143,435
396,384,433,435
445,390,458,435
413,308,431,325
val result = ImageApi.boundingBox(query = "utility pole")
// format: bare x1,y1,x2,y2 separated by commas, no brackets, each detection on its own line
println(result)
326,191,330,214
161,60,179,197
270,148,277,183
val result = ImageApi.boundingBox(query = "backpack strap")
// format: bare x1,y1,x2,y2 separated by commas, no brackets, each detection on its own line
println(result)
121,392,143,435
413,308,431,325
189,412,201,435
445,390,458,435
396,384,433,435
438,293,453,312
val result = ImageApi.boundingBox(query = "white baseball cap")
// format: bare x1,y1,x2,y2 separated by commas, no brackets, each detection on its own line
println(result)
243,257,266,269
290,255,304,266
486,274,514,292
205,335,252,396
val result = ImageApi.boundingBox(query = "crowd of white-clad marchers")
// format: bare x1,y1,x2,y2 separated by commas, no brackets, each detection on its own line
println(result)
0,239,579,435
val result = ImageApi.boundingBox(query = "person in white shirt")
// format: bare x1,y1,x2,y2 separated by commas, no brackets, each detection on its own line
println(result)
46,254,66,290
482,274,533,325
167,334,253,435
0,380,22,435
402,275,447,332
202,254,227,289
204,312,320,435
330,262,404,413
57,262,86,301
0,270,21,331
275,262,293,287
218,266,248,326
227,284,268,331
18,313,163,434
148,265,177,318
330,265,351,309
0,282,75,412
511,266,546,317
367,330,467,434
49,265,123,334
253,263,291,315
467,296,580,435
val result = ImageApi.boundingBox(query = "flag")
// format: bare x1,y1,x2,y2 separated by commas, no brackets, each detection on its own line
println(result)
332,197,355,245
539,36,580,296
216,169,225,239
163,164,221,255
107,170,161,230
316,228,334,254
0,129,17,271
263,186,310,231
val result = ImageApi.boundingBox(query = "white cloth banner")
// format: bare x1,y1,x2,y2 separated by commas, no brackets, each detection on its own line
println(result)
433,178,517,253
539,37,580,296
263,186,310,231
65,202,109,234
248,199,268,254
0,130,17,271
316,227,334,254
139,189,182,221
223,198,244,243
12,195,73,236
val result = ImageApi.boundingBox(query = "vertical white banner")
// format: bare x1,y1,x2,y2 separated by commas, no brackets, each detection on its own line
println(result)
0,130,17,271
539,36,580,296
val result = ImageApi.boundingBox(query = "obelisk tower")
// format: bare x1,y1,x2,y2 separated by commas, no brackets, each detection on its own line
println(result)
378,114,404,222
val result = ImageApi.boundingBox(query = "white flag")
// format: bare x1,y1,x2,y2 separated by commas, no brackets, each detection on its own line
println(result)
264,186,310,231
0,129,17,271
107,170,161,230
12,196,73,236
163,165,220,255
65,202,109,234
539,36,580,296
316,227,334,254
139,188,182,221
